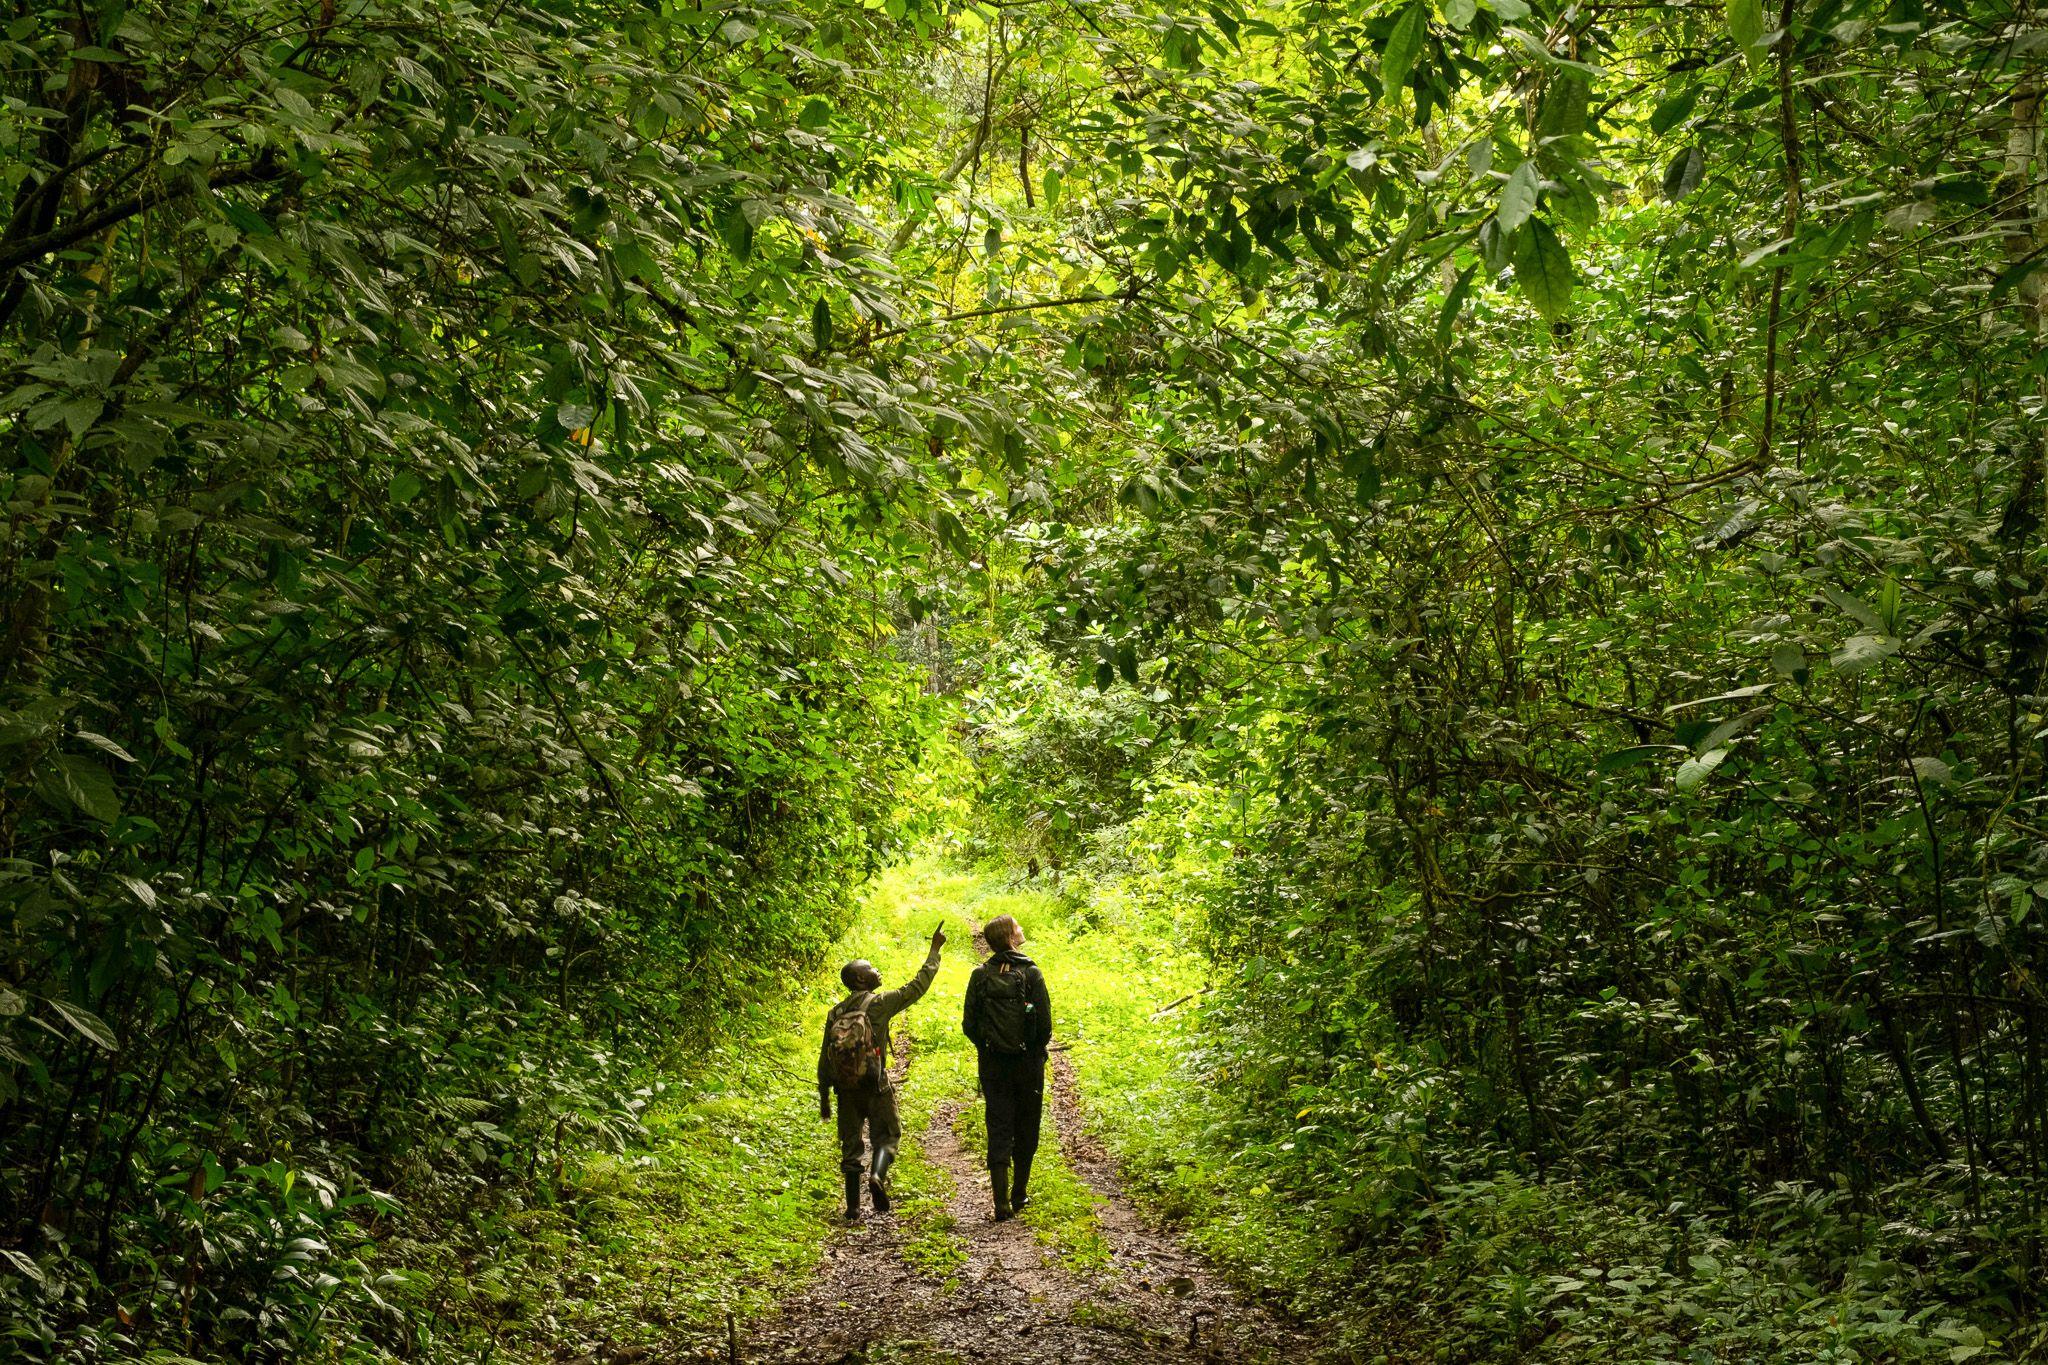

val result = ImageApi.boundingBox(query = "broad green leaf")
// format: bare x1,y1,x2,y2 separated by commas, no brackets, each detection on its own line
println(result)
1663,145,1705,200
1512,218,1572,320
0,698,66,748
1739,237,1793,270
1497,159,1541,233
1727,0,1765,61
1992,255,2044,299
1379,4,1428,103
1696,706,1771,755
219,201,272,237
1832,634,1900,675
1479,217,1513,277
1650,86,1700,134
1824,585,1888,631
1597,744,1686,773
74,731,135,762
1676,748,1727,790
58,397,103,440
1537,75,1589,141
1911,756,1953,784
36,754,120,823
50,997,118,1051
1665,684,1775,712
718,206,754,261
613,239,660,284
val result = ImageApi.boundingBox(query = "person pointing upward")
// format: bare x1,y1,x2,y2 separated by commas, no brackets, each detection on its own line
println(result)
819,922,946,1222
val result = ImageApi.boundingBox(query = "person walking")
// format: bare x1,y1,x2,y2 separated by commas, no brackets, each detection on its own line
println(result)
962,913,1052,1221
819,923,946,1222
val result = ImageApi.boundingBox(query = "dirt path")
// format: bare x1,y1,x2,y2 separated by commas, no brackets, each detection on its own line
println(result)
734,928,1316,1364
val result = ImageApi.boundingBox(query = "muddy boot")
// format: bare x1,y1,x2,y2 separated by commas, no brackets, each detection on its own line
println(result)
989,1159,1013,1221
1011,1153,1033,1214
843,1172,863,1223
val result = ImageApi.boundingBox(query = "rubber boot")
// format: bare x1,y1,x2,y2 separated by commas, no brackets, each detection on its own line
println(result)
843,1172,863,1223
870,1148,895,1215
990,1159,1013,1222
1011,1152,1034,1214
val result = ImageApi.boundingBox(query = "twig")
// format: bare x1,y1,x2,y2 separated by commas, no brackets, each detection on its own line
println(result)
1150,987,1214,1019
865,288,1127,344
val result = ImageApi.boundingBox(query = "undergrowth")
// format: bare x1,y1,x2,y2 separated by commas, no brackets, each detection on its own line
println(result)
372,997,838,1359
995,808,2028,1365
372,862,992,1360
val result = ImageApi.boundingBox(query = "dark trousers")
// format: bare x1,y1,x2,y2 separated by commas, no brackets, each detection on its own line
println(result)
977,1049,1044,1165
835,1082,901,1184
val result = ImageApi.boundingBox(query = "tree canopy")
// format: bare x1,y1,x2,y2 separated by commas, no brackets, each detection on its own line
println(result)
4,0,2048,1355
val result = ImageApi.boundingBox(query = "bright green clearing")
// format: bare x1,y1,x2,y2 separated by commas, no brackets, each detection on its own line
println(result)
384,855,1268,1359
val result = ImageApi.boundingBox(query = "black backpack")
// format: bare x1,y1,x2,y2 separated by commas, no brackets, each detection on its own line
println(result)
975,959,1036,1053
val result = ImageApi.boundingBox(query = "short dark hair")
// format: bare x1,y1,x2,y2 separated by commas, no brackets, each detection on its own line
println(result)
983,915,1020,950
841,959,877,990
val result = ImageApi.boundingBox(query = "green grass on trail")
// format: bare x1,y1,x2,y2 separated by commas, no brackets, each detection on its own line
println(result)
378,863,965,1361
384,854,2007,1364
908,859,1348,1318
872,857,1217,1281
386,856,1221,1361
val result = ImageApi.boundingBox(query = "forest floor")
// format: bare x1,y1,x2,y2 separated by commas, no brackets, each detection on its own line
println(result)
451,859,1326,1364
735,913,1314,1365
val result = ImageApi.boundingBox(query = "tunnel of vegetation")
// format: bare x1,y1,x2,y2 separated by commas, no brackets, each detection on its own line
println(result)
2,0,2046,1356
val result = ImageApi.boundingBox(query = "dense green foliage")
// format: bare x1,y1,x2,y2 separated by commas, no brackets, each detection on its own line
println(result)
0,0,955,1352
8,0,2048,1355
940,0,2048,1351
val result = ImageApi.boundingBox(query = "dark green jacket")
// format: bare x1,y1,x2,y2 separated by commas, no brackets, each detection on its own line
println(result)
817,947,941,1097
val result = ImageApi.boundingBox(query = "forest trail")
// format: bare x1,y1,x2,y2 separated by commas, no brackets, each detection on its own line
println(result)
732,918,1314,1365
738,1061,1308,1364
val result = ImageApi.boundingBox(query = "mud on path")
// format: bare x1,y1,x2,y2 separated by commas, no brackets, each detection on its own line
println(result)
734,931,1316,1364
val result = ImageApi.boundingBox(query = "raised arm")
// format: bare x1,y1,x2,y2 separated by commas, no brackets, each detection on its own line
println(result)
870,924,947,1023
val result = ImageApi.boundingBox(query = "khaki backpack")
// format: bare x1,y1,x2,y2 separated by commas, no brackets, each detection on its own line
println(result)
825,993,878,1089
